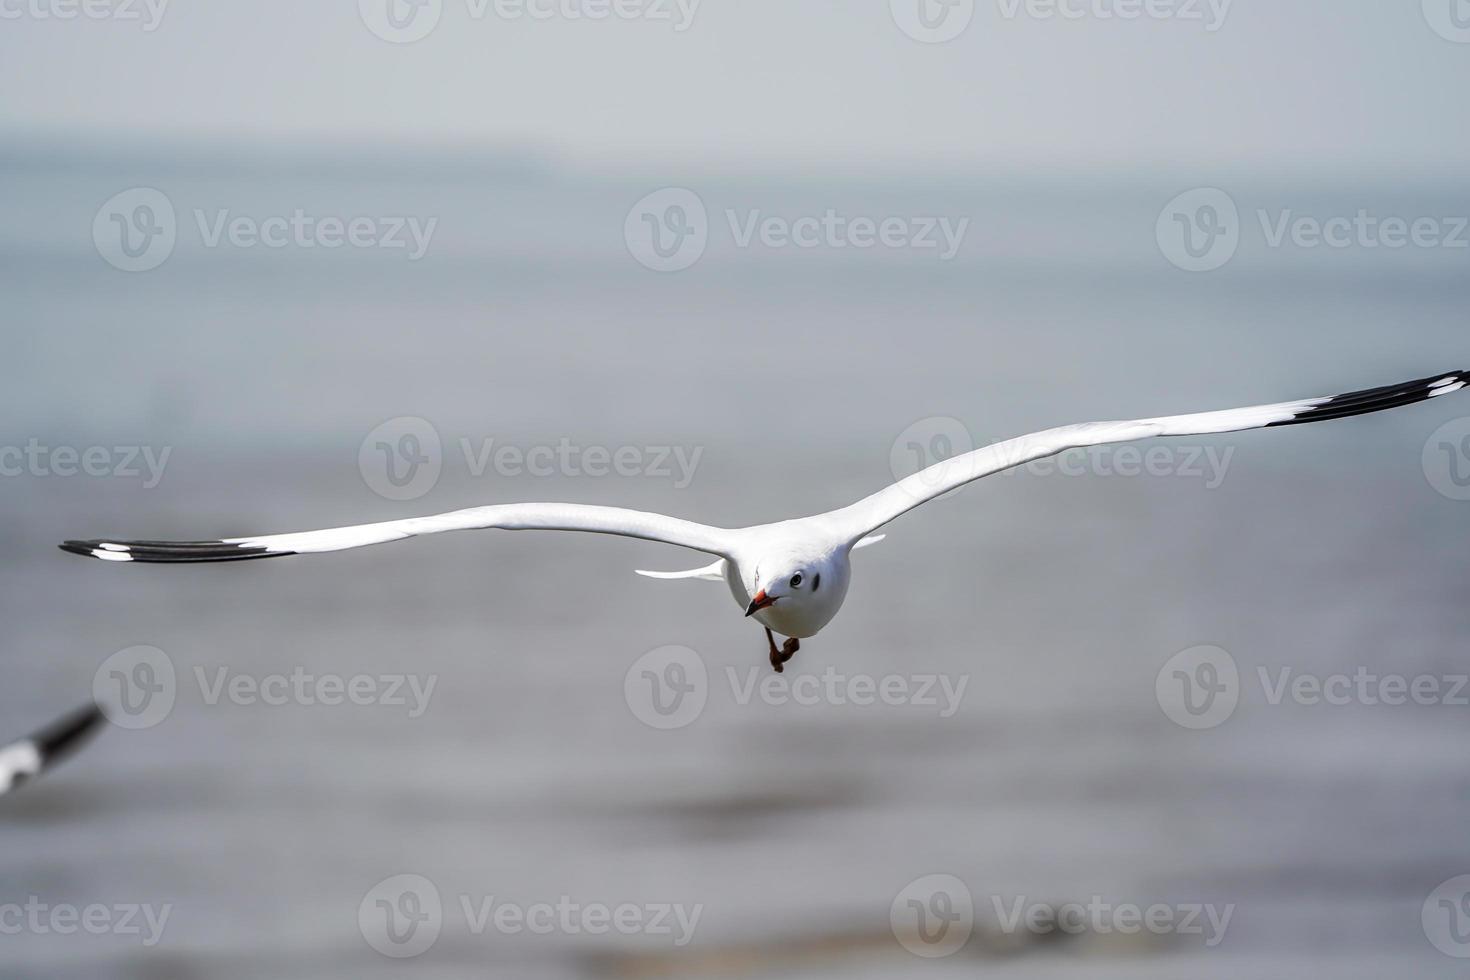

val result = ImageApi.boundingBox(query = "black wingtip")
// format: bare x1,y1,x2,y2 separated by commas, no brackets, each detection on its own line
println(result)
1267,370,1470,428
58,539,293,563
30,703,106,767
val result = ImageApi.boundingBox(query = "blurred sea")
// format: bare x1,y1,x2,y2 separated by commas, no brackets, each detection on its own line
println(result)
1,140,1469,978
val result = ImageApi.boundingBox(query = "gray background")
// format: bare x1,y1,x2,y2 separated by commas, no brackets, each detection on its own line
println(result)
3,2,1470,977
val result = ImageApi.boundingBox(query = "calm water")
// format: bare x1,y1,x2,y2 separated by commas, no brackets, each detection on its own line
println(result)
2,146,1469,977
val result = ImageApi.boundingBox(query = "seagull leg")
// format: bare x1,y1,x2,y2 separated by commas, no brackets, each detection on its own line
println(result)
779,637,800,668
765,628,785,673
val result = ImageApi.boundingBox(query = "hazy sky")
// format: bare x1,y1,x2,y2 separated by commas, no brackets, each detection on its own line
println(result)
2,1,1468,168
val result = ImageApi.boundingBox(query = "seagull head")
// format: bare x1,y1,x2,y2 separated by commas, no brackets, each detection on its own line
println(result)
741,546,850,638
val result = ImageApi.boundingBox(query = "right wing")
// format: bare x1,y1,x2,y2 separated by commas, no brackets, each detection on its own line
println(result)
62,502,737,564
830,369,1469,541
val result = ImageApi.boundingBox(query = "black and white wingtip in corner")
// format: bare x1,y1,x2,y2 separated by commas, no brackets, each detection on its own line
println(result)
1264,369,1469,428
0,702,106,797
58,539,296,564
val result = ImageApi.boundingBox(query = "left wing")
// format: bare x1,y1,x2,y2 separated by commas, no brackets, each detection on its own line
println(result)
0,703,105,797
62,502,738,564
831,370,1469,541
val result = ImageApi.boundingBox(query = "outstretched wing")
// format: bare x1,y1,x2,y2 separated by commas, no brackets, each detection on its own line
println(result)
832,370,1469,540
62,502,736,564
0,703,105,796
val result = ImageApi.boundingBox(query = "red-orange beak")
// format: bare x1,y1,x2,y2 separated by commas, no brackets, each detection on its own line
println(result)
744,590,776,617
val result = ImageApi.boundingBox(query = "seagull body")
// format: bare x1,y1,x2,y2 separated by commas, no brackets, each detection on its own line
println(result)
62,371,1469,670
0,703,105,797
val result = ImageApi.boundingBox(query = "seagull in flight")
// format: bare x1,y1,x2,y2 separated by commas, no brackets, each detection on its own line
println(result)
62,371,1468,672
0,702,105,797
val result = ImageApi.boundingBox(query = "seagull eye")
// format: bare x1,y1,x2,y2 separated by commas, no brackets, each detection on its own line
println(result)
790,573,803,588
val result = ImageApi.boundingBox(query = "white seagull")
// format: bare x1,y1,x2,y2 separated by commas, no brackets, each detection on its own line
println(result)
63,371,1467,671
0,702,105,797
